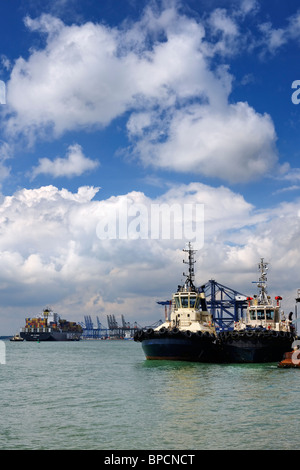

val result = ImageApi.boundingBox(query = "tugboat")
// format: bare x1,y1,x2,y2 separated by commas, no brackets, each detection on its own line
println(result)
20,307,82,341
10,333,24,342
218,259,296,363
134,243,220,362
278,348,300,368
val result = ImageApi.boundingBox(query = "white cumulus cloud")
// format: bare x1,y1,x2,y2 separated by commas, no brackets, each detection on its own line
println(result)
127,102,277,183
3,4,279,183
31,143,99,178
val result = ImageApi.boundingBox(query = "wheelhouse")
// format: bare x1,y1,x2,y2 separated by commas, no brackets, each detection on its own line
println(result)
173,291,207,311
247,305,280,324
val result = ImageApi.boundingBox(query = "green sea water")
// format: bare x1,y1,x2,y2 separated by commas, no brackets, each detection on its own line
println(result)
0,339,299,450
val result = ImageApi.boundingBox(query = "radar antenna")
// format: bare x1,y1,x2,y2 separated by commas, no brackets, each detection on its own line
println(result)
182,242,197,291
256,258,269,304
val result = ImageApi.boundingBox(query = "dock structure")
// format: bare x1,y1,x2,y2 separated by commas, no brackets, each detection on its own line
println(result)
80,315,108,339
204,280,248,331
81,314,143,339
106,314,139,338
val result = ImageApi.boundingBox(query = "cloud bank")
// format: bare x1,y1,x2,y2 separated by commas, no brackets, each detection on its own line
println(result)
0,184,300,333
4,3,279,183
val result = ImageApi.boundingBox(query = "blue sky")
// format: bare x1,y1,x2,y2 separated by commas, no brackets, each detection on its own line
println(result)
1,0,300,333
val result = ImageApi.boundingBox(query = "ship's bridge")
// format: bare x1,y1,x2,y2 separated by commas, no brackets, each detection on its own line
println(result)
174,292,198,309
173,290,208,311
249,307,276,321
247,303,281,325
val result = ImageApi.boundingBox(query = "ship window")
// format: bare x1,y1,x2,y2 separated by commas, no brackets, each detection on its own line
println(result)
250,310,256,320
266,310,274,320
189,296,196,308
200,298,207,312
174,297,180,309
257,310,265,320
181,296,189,308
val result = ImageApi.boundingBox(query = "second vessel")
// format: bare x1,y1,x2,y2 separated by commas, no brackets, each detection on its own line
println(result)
20,307,82,341
218,259,296,363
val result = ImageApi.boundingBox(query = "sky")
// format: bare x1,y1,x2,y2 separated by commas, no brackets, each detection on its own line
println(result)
1,0,300,334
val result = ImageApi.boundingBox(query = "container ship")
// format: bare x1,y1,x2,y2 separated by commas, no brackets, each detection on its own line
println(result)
20,308,82,341
218,259,296,363
134,243,220,362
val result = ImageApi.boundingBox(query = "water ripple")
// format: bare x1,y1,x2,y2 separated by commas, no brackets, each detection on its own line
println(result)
0,340,299,449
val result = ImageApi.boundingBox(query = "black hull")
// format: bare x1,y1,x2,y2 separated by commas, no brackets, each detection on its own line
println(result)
134,329,220,363
218,330,295,363
135,329,295,363
20,331,81,341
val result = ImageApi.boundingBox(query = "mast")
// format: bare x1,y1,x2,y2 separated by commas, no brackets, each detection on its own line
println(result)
256,258,269,304
182,242,197,291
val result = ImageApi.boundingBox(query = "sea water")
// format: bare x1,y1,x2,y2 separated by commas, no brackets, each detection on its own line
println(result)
0,339,299,450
